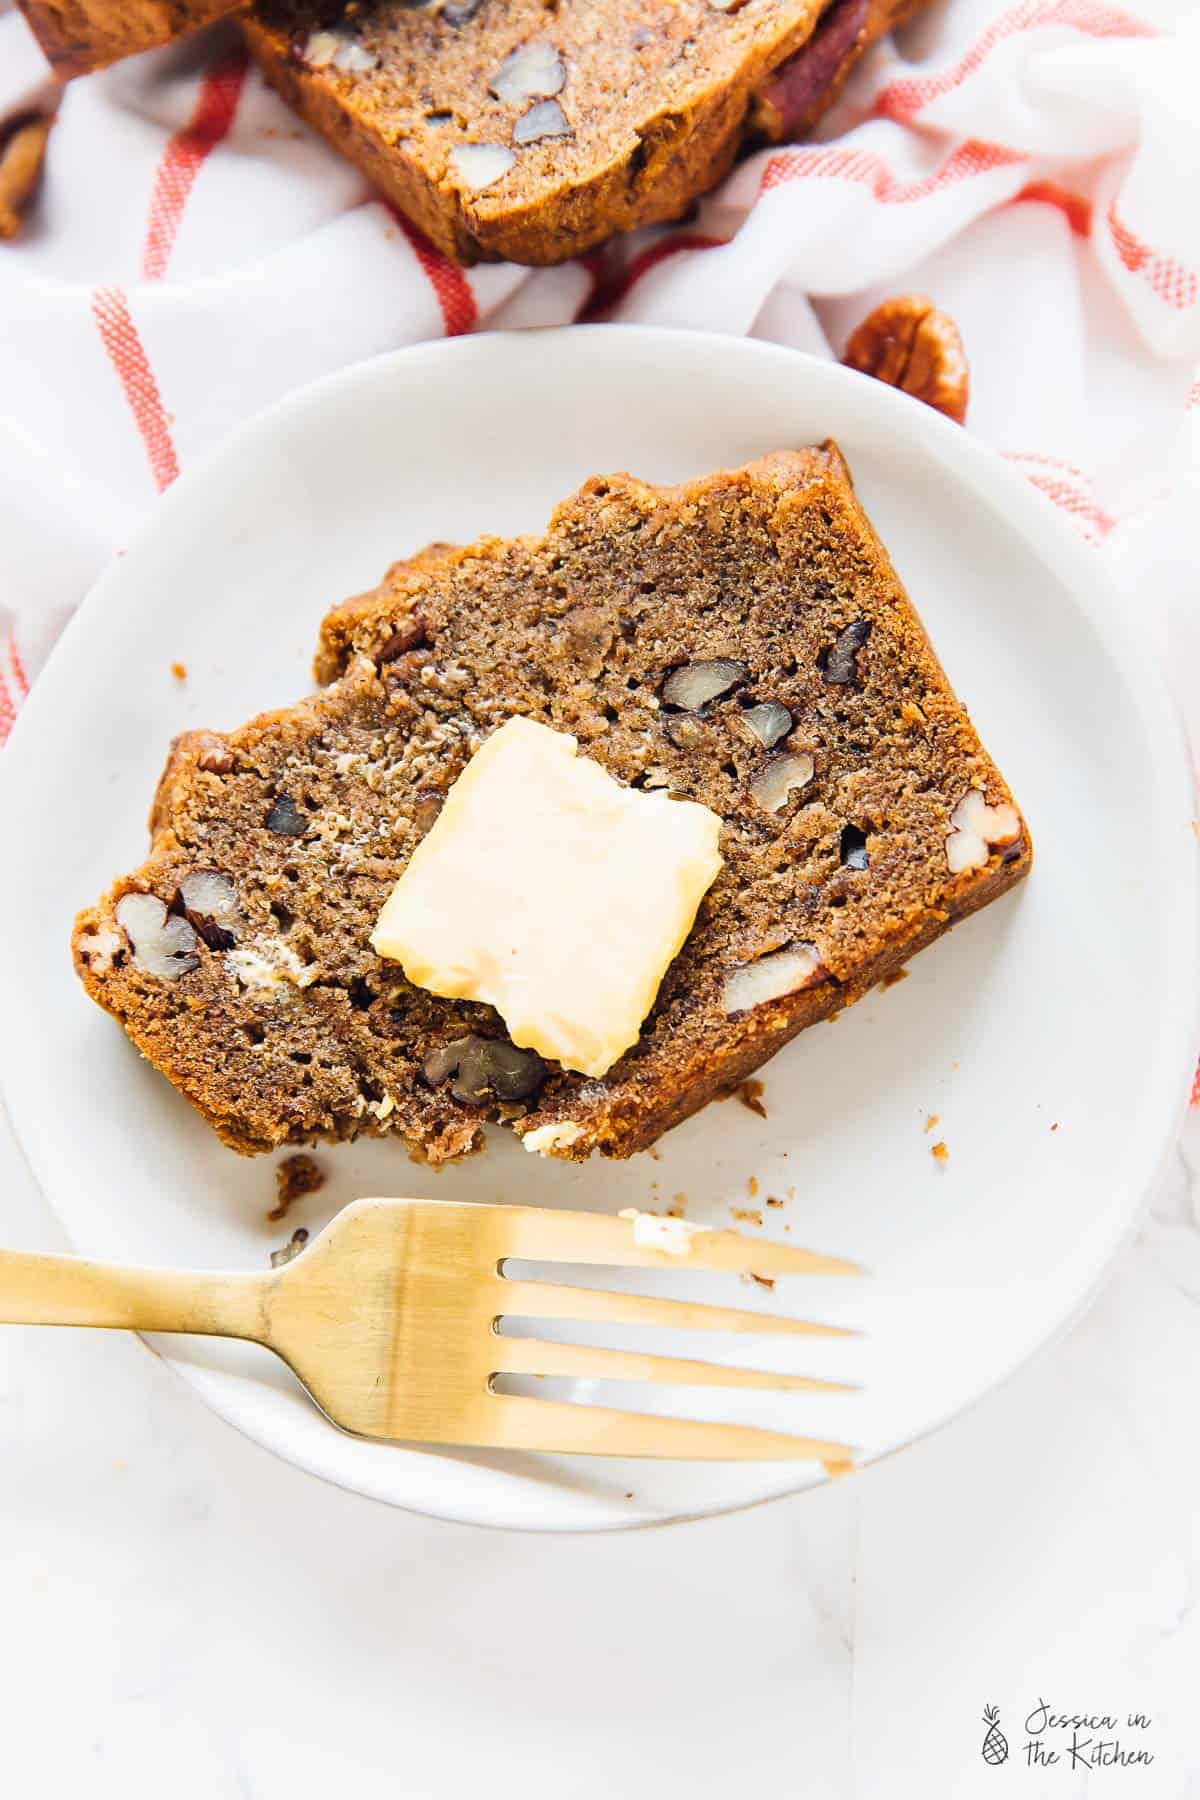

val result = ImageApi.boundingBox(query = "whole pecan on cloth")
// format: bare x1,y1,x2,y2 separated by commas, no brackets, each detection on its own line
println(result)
0,113,52,240
842,295,970,425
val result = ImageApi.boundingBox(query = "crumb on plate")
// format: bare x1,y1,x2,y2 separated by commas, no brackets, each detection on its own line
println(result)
269,1226,309,1269
823,1457,855,1480
269,1151,325,1221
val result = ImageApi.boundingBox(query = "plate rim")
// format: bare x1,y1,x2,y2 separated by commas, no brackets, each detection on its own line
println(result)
1,324,1196,1531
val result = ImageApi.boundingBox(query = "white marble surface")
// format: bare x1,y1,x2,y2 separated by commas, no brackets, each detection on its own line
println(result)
1,1087,1197,1798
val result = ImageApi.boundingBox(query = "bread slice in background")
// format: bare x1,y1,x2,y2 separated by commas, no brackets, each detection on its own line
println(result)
19,0,923,255
18,0,244,77
244,0,925,266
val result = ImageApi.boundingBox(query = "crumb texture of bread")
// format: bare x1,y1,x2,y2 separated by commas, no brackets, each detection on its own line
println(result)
244,0,922,266
73,445,1030,1164
18,0,243,73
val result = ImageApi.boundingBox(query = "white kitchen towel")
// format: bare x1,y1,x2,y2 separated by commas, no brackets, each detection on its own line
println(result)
0,0,1197,1102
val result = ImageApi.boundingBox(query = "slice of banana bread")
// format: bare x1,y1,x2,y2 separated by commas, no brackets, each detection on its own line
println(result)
18,0,244,76
244,0,924,267
73,447,1030,1163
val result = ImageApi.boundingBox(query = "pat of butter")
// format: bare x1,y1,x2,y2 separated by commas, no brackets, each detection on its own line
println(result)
370,716,723,1078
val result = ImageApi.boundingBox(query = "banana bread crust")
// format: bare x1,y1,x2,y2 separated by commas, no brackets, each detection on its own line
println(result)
18,0,243,76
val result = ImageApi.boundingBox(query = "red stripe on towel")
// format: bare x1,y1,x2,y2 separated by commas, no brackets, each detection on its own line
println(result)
582,233,726,318
762,138,1026,203
395,215,478,336
142,44,249,282
92,286,180,493
1106,197,1199,312
872,0,1155,124
1009,181,1092,236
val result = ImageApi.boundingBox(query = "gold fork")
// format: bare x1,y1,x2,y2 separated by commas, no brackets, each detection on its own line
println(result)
0,1199,861,1461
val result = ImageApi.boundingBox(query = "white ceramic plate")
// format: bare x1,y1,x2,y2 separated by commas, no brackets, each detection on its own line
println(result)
1,328,1195,1531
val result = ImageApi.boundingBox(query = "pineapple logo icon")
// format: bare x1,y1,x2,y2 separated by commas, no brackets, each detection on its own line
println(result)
981,1705,1009,1766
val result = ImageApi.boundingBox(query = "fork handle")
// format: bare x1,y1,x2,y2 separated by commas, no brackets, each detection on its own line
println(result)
0,1249,266,1339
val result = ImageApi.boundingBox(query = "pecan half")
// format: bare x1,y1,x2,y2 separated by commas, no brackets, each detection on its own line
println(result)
842,295,969,425
376,613,428,665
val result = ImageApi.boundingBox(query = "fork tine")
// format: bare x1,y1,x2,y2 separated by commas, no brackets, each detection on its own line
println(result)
493,1336,854,1393
497,1205,861,1277
478,1394,855,1461
498,1279,856,1337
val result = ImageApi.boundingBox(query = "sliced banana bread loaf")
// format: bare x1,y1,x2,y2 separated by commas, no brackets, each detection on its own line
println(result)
244,0,923,266
73,447,1030,1163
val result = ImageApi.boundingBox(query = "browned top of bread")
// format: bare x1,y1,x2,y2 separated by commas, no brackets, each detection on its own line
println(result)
73,447,1029,1165
245,0,919,265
